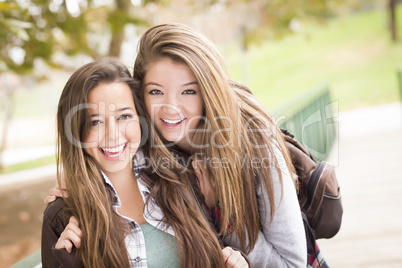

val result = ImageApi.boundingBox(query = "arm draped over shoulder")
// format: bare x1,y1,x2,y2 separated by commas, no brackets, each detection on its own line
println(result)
223,142,307,267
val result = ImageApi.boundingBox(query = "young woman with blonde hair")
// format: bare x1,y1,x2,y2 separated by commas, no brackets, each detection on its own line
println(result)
133,22,307,267
41,58,249,267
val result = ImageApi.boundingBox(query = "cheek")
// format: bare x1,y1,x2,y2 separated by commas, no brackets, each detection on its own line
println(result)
82,135,98,159
125,121,142,143
194,97,204,116
144,97,155,121
83,128,101,148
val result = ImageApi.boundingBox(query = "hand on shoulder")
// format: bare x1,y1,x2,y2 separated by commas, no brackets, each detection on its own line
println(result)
55,216,82,253
222,247,249,268
44,179,67,205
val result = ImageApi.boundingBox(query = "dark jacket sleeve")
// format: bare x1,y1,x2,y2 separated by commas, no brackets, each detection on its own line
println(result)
41,198,82,268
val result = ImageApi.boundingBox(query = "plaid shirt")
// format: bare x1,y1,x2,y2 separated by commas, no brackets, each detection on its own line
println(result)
101,150,175,268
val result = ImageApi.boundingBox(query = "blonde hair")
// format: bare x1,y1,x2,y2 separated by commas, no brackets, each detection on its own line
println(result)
134,22,296,253
129,27,228,266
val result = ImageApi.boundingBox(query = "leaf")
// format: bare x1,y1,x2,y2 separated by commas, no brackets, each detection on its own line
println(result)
6,19,33,29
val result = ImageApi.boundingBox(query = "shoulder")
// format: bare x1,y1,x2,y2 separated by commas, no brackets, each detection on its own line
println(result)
44,197,68,218
43,198,69,233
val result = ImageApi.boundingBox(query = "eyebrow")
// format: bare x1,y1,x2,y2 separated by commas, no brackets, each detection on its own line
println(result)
117,107,135,112
144,81,199,87
89,107,134,117
144,82,162,87
182,81,198,86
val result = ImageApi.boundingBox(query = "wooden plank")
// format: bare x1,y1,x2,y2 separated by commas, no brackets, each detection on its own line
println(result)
318,106,402,267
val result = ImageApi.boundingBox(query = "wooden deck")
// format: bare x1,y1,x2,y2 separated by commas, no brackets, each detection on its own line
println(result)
318,103,402,267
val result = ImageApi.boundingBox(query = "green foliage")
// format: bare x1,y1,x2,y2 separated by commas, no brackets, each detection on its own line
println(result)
225,7,402,112
0,0,149,74
0,2,37,73
228,0,347,49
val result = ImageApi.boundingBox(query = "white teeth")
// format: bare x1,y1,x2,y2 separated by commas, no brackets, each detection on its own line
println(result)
161,118,184,125
102,144,125,153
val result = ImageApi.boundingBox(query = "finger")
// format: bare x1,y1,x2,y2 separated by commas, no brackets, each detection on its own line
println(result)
44,195,56,205
60,223,82,248
67,217,83,239
229,251,243,266
191,160,204,183
67,229,81,249
67,223,83,238
221,247,233,262
64,240,73,254
192,155,204,168
49,187,68,198
191,159,199,173
69,216,79,226
231,253,247,268
63,229,81,249
55,238,73,253
48,187,61,196
223,247,246,268
193,157,215,189
192,158,205,178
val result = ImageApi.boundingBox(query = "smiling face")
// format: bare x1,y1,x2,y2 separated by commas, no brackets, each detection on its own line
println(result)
143,57,204,151
83,82,141,176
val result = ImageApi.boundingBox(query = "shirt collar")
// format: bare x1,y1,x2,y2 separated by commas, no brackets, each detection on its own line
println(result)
100,149,146,208
100,170,121,208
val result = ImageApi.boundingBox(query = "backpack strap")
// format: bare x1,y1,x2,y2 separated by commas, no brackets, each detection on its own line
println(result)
281,128,343,240
281,129,314,161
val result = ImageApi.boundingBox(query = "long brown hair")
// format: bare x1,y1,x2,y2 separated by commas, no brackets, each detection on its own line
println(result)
56,58,142,267
134,22,296,253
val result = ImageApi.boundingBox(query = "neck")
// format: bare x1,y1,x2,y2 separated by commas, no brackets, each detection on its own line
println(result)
177,133,205,155
177,139,198,155
103,165,136,192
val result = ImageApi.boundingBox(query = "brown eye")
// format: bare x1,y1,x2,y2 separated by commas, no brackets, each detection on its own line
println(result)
149,89,163,95
118,114,133,120
182,89,196,94
91,120,102,126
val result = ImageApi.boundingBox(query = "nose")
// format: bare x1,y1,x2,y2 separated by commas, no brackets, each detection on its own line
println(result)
161,93,181,115
105,117,118,144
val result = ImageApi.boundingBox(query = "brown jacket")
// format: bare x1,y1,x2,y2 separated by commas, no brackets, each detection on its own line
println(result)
41,197,82,268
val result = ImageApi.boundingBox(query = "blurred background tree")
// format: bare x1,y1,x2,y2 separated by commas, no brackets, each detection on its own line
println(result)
0,0,399,170
5,0,391,74
0,0,151,168
0,1,401,266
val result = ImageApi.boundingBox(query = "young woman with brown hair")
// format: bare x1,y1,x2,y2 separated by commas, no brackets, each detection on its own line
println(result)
132,23,307,267
41,58,248,268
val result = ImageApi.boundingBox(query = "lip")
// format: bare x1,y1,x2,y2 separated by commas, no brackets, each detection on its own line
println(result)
160,118,185,128
98,142,127,161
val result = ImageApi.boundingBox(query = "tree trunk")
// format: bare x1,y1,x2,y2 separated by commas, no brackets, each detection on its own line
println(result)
108,0,130,57
108,31,125,58
390,0,397,42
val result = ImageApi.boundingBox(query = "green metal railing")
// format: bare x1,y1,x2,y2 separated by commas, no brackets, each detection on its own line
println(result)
11,83,337,267
397,68,402,102
274,82,337,161
10,249,41,268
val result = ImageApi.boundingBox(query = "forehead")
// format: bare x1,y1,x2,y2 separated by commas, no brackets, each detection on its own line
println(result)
145,57,196,82
87,82,135,110
88,82,132,101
